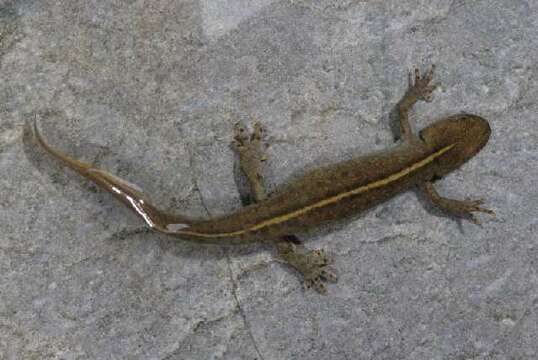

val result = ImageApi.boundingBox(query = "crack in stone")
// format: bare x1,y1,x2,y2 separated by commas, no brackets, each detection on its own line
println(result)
190,148,265,360
161,308,240,360
189,148,211,215
225,256,265,360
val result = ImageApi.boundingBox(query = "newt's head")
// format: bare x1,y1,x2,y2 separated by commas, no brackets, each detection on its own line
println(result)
419,114,491,176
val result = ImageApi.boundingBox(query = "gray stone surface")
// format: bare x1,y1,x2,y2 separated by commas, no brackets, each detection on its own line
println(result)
1,0,537,359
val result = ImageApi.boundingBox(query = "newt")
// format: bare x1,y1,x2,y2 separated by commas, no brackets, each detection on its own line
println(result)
33,66,494,293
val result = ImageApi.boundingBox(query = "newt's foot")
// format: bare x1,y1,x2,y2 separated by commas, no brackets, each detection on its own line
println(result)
231,121,269,202
277,242,338,294
407,65,439,102
441,198,495,224
231,121,267,155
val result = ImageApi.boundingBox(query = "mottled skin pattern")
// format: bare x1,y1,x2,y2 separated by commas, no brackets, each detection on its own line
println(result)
33,66,494,293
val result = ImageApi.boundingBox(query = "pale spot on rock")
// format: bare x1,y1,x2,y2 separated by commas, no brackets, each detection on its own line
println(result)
201,0,277,40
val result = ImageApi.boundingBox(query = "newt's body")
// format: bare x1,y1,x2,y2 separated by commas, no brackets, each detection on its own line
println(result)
33,66,494,293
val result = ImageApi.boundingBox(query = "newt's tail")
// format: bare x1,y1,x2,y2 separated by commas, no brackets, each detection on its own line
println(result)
32,120,194,232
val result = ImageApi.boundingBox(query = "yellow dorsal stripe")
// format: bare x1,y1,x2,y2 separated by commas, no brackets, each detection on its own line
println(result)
175,144,455,239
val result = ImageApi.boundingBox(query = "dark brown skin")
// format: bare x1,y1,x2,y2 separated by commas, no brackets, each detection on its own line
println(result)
35,118,487,241
33,66,494,293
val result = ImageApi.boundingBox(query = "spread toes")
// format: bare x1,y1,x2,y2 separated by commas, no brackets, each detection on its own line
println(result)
304,266,338,294
408,65,439,102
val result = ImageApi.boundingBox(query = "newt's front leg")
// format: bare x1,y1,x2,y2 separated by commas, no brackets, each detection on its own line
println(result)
396,65,439,143
231,122,337,294
420,182,495,224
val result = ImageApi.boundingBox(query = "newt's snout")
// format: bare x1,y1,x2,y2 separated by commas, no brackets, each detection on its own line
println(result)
420,114,491,176
457,114,491,154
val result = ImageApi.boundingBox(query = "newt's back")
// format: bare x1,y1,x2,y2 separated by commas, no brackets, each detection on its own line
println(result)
183,141,445,242
33,112,490,244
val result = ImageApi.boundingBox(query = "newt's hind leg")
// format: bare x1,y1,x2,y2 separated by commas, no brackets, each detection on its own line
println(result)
420,182,495,224
231,121,268,202
276,241,337,294
231,122,337,294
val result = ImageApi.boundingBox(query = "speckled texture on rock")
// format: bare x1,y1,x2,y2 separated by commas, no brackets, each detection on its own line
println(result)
1,0,537,359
